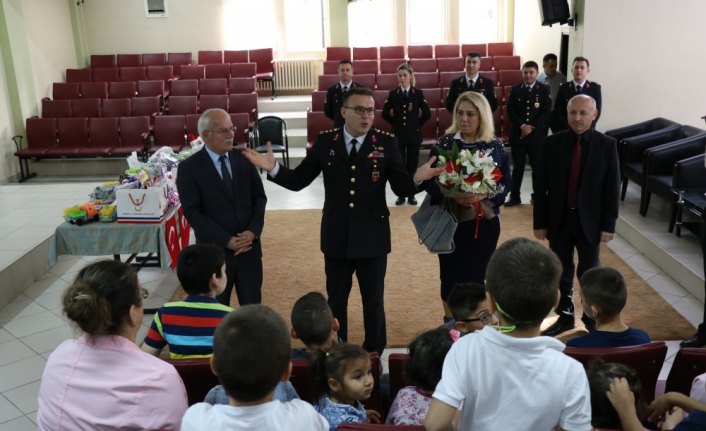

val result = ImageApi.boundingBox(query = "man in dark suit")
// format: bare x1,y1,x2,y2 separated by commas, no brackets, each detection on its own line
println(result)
176,108,267,306
324,60,360,128
505,60,551,206
444,51,498,113
242,87,442,354
533,94,620,336
552,56,602,132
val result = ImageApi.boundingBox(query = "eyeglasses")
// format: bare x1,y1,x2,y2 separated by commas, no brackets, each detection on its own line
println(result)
210,127,237,135
457,313,493,325
344,106,375,116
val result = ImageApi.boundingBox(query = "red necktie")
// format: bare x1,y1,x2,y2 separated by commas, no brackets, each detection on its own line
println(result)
567,135,582,208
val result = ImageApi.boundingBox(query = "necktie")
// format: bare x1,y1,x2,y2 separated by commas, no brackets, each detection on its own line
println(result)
567,136,582,208
468,80,474,88
342,85,348,93
576,84,582,93
219,155,233,193
403,89,408,99
349,139,358,163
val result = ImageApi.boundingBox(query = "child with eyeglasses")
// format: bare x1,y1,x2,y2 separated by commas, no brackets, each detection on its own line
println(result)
445,282,496,338
386,327,453,425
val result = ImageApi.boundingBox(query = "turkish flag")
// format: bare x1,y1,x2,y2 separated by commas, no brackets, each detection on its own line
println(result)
178,206,191,249
165,216,180,270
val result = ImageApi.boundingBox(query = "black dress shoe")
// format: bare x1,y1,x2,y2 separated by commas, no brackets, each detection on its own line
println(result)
395,197,405,206
680,334,706,348
541,317,575,337
408,197,418,205
504,199,521,207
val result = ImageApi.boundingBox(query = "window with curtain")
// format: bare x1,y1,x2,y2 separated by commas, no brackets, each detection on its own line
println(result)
223,0,276,49
459,0,499,43
347,0,396,47
407,0,448,44
284,0,324,51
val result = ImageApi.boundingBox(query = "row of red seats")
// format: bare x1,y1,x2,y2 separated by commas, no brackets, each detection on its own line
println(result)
52,77,257,101
317,70,523,92
90,49,271,69
326,42,513,61
323,55,520,75
64,63,258,84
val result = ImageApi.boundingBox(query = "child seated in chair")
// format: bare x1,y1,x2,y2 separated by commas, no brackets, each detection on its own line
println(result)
141,244,233,358
181,305,329,430
425,238,593,431
586,358,645,430
291,292,340,360
444,282,496,338
386,327,453,425
566,267,650,348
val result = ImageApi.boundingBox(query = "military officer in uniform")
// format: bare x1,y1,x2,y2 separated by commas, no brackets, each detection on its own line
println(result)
324,60,359,128
242,87,443,355
444,51,498,113
552,56,602,132
505,61,551,206
382,63,432,206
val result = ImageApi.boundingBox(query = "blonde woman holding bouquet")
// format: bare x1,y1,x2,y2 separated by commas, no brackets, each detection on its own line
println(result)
421,91,511,321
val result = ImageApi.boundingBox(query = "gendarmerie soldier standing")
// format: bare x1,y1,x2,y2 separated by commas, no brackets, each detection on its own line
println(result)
382,63,431,206
504,61,551,207
324,60,359,128
552,56,602,133
242,87,443,355
444,51,498,114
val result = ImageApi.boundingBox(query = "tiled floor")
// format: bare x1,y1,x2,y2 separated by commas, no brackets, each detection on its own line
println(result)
0,171,703,428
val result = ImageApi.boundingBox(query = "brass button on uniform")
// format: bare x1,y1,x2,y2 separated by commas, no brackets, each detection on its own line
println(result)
350,190,355,195
349,203,354,208
351,165,356,171
351,178,356,183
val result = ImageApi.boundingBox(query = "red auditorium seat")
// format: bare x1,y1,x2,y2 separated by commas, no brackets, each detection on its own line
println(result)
224,50,249,64
488,42,514,56
372,90,388,109
53,83,80,100
165,358,220,406
353,47,377,60
493,55,521,71
480,56,494,71
379,45,405,59
420,88,442,109
90,54,115,68
388,353,408,403
92,67,119,82
198,50,223,65
306,111,329,149
142,53,166,66
229,63,257,78
228,77,257,94
462,43,487,57
493,86,505,105
131,96,161,117
665,348,706,396
185,113,200,137
205,63,230,79
414,72,439,88
317,74,339,91
498,70,523,87
120,66,147,82
199,78,227,95
422,108,439,146
353,60,378,75
437,57,464,72
48,117,88,156
115,116,150,156
66,68,92,83
147,65,174,83
493,105,503,140
310,90,326,112
249,48,276,98
409,58,437,73
79,82,108,99
438,108,452,133
323,60,339,75
180,65,205,80
355,74,376,90
478,70,498,84
199,94,228,113
42,99,71,118
326,47,351,61
18,118,58,157
408,45,433,59
379,59,406,74
228,112,251,146
170,79,199,96
168,95,198,115
227,93,258,127
137,80,166,100
167,52,193,72
81,117,118,156
101,98,131,118
500,105,511,143
117,54,141,67
71,98,101,118
435,44,460,58
109,81,137,99
376,74,398,91
150,115,187,153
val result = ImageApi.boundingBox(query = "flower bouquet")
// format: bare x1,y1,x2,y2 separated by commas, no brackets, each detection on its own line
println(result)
436,142,504,237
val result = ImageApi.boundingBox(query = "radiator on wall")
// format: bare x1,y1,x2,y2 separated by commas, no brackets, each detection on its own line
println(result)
271,59,317,92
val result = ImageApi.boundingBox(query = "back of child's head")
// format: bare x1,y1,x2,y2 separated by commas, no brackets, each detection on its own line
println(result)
212,304,291,403
446,282,487,321
311,342,369,399
587,358,642,429
176,244,225,295
580,267,627,316
485,238,562,328
291,292,333,346
405,327,454,393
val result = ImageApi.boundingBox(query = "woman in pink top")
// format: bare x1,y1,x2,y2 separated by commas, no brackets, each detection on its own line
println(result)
37,260,188,430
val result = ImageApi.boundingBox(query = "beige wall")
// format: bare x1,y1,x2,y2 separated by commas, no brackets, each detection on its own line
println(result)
512,0,564,66
0,41,15,183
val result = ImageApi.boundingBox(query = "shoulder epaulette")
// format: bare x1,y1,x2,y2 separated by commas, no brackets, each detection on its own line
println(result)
319,128,339,136
374,128,395,138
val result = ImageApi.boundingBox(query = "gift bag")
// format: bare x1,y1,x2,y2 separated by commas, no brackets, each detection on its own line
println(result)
411,195,458,254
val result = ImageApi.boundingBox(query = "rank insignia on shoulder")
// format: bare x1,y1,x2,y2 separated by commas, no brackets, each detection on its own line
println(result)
319,128,339,136
374,128,395,138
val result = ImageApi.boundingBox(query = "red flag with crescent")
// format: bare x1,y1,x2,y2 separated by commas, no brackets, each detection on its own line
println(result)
178,206,191,249
165,216,180,270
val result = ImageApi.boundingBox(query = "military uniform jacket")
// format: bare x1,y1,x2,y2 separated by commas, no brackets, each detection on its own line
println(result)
270,128,416,259
552,80,602,132
324,81,361,128
381,87,431,146
444,75,498,113
506,82,552,144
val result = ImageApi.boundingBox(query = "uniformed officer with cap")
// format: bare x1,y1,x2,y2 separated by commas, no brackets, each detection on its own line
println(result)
505,60,551,206
242,86,443,355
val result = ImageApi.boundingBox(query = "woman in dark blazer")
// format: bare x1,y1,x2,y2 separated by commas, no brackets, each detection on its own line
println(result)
382,63,431,205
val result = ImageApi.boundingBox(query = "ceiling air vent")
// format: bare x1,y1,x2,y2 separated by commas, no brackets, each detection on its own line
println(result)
145,0,167,18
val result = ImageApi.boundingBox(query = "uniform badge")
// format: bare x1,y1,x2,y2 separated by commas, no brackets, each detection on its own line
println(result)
372,171,380,182
329,149,336,156
534,102,540,108
408,103,413,112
